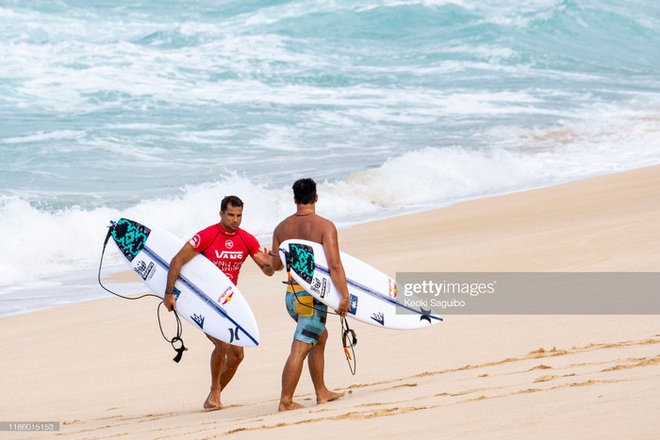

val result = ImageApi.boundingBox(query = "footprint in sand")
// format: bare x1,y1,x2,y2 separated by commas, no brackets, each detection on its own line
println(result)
533,375,557,383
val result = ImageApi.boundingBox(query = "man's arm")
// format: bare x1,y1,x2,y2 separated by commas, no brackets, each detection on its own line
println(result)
251,247,275,276
244,231,275,276
270,225,285,272
322,223,350,316
164,242,198,311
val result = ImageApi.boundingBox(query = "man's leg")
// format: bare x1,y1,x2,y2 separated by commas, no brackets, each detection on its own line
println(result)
279,339,312,411
204,336,229,410
308,329,345,404
220,345,245,390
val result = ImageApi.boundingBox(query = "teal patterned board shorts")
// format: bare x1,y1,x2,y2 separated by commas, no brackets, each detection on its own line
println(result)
285,285,328,346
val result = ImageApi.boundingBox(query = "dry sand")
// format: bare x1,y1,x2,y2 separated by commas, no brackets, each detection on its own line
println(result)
2,165,659,439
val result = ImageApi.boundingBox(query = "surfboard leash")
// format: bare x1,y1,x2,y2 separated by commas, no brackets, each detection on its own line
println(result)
341,316,357,375
98,225,188,363
156,303,188,363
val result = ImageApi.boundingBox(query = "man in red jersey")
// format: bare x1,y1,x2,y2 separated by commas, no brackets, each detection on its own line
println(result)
164,195,274,410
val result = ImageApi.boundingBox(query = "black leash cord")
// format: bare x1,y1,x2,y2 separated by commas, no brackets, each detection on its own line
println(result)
341,316,357,375
98,226,187,363
157,303,188,363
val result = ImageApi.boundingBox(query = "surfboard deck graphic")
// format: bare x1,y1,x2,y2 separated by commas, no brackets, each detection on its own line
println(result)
279,239,442,330
109,218,259,347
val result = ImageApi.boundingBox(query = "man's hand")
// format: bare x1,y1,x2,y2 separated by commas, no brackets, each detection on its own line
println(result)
164,293,177,312
335,296,350,317
255,247,276,276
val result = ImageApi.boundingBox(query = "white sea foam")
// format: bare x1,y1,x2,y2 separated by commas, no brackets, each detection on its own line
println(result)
2,113,659,294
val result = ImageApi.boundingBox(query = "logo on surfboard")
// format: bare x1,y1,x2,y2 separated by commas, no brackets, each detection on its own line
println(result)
217,285,235,305
388,279,398,299
229,326,241,344
134,260,156,281
371,311,385,326
309,277,328,298
191,313,205,330
349,294,358,315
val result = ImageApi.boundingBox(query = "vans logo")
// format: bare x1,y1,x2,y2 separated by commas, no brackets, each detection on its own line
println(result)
215,250,244,260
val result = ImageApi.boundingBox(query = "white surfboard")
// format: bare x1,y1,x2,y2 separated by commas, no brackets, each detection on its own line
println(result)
109,218,259,347
279,239,443,330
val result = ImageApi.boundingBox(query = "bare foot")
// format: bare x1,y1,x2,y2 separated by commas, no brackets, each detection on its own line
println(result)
203,390,223,411
317,390,345,404
278,401,305,411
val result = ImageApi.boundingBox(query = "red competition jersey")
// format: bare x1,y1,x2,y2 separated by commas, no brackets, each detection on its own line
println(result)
188,223,261,285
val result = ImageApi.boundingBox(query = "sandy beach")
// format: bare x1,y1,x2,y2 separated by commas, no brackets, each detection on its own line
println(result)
2,166,659,439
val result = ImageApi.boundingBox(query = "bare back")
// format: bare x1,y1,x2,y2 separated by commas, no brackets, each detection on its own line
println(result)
275,213,334,244
271,209,350,306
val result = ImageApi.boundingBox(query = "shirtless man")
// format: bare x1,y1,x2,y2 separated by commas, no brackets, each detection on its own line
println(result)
269,178,350,411
164,195,273,410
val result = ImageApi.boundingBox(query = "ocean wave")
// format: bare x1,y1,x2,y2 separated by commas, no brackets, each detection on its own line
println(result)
2,117,659,289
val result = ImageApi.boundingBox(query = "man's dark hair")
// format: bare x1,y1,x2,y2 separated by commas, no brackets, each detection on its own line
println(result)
221,195,244,211
292,178,317,205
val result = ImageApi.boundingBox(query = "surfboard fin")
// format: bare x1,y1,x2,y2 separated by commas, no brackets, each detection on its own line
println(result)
419,307,432,324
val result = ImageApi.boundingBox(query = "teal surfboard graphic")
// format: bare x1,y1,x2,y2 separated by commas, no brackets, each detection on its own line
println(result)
110,218,151,262
288,243,315,284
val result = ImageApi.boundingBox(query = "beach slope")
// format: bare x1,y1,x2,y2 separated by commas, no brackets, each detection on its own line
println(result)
2,166,659,439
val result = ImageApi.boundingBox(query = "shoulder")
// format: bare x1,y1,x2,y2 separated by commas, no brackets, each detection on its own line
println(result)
237,228,260,250
197,223,220,236
237,228,258,242
315,214,337,231
189,224,220,248
276,214,296,226
273,214,295,234
316,216,338,244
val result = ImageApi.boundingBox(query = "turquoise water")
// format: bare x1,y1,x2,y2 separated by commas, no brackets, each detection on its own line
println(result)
1,0,659,315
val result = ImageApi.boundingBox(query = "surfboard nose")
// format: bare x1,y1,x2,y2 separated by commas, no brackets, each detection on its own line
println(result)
109,218,151,262
279,248,291,269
